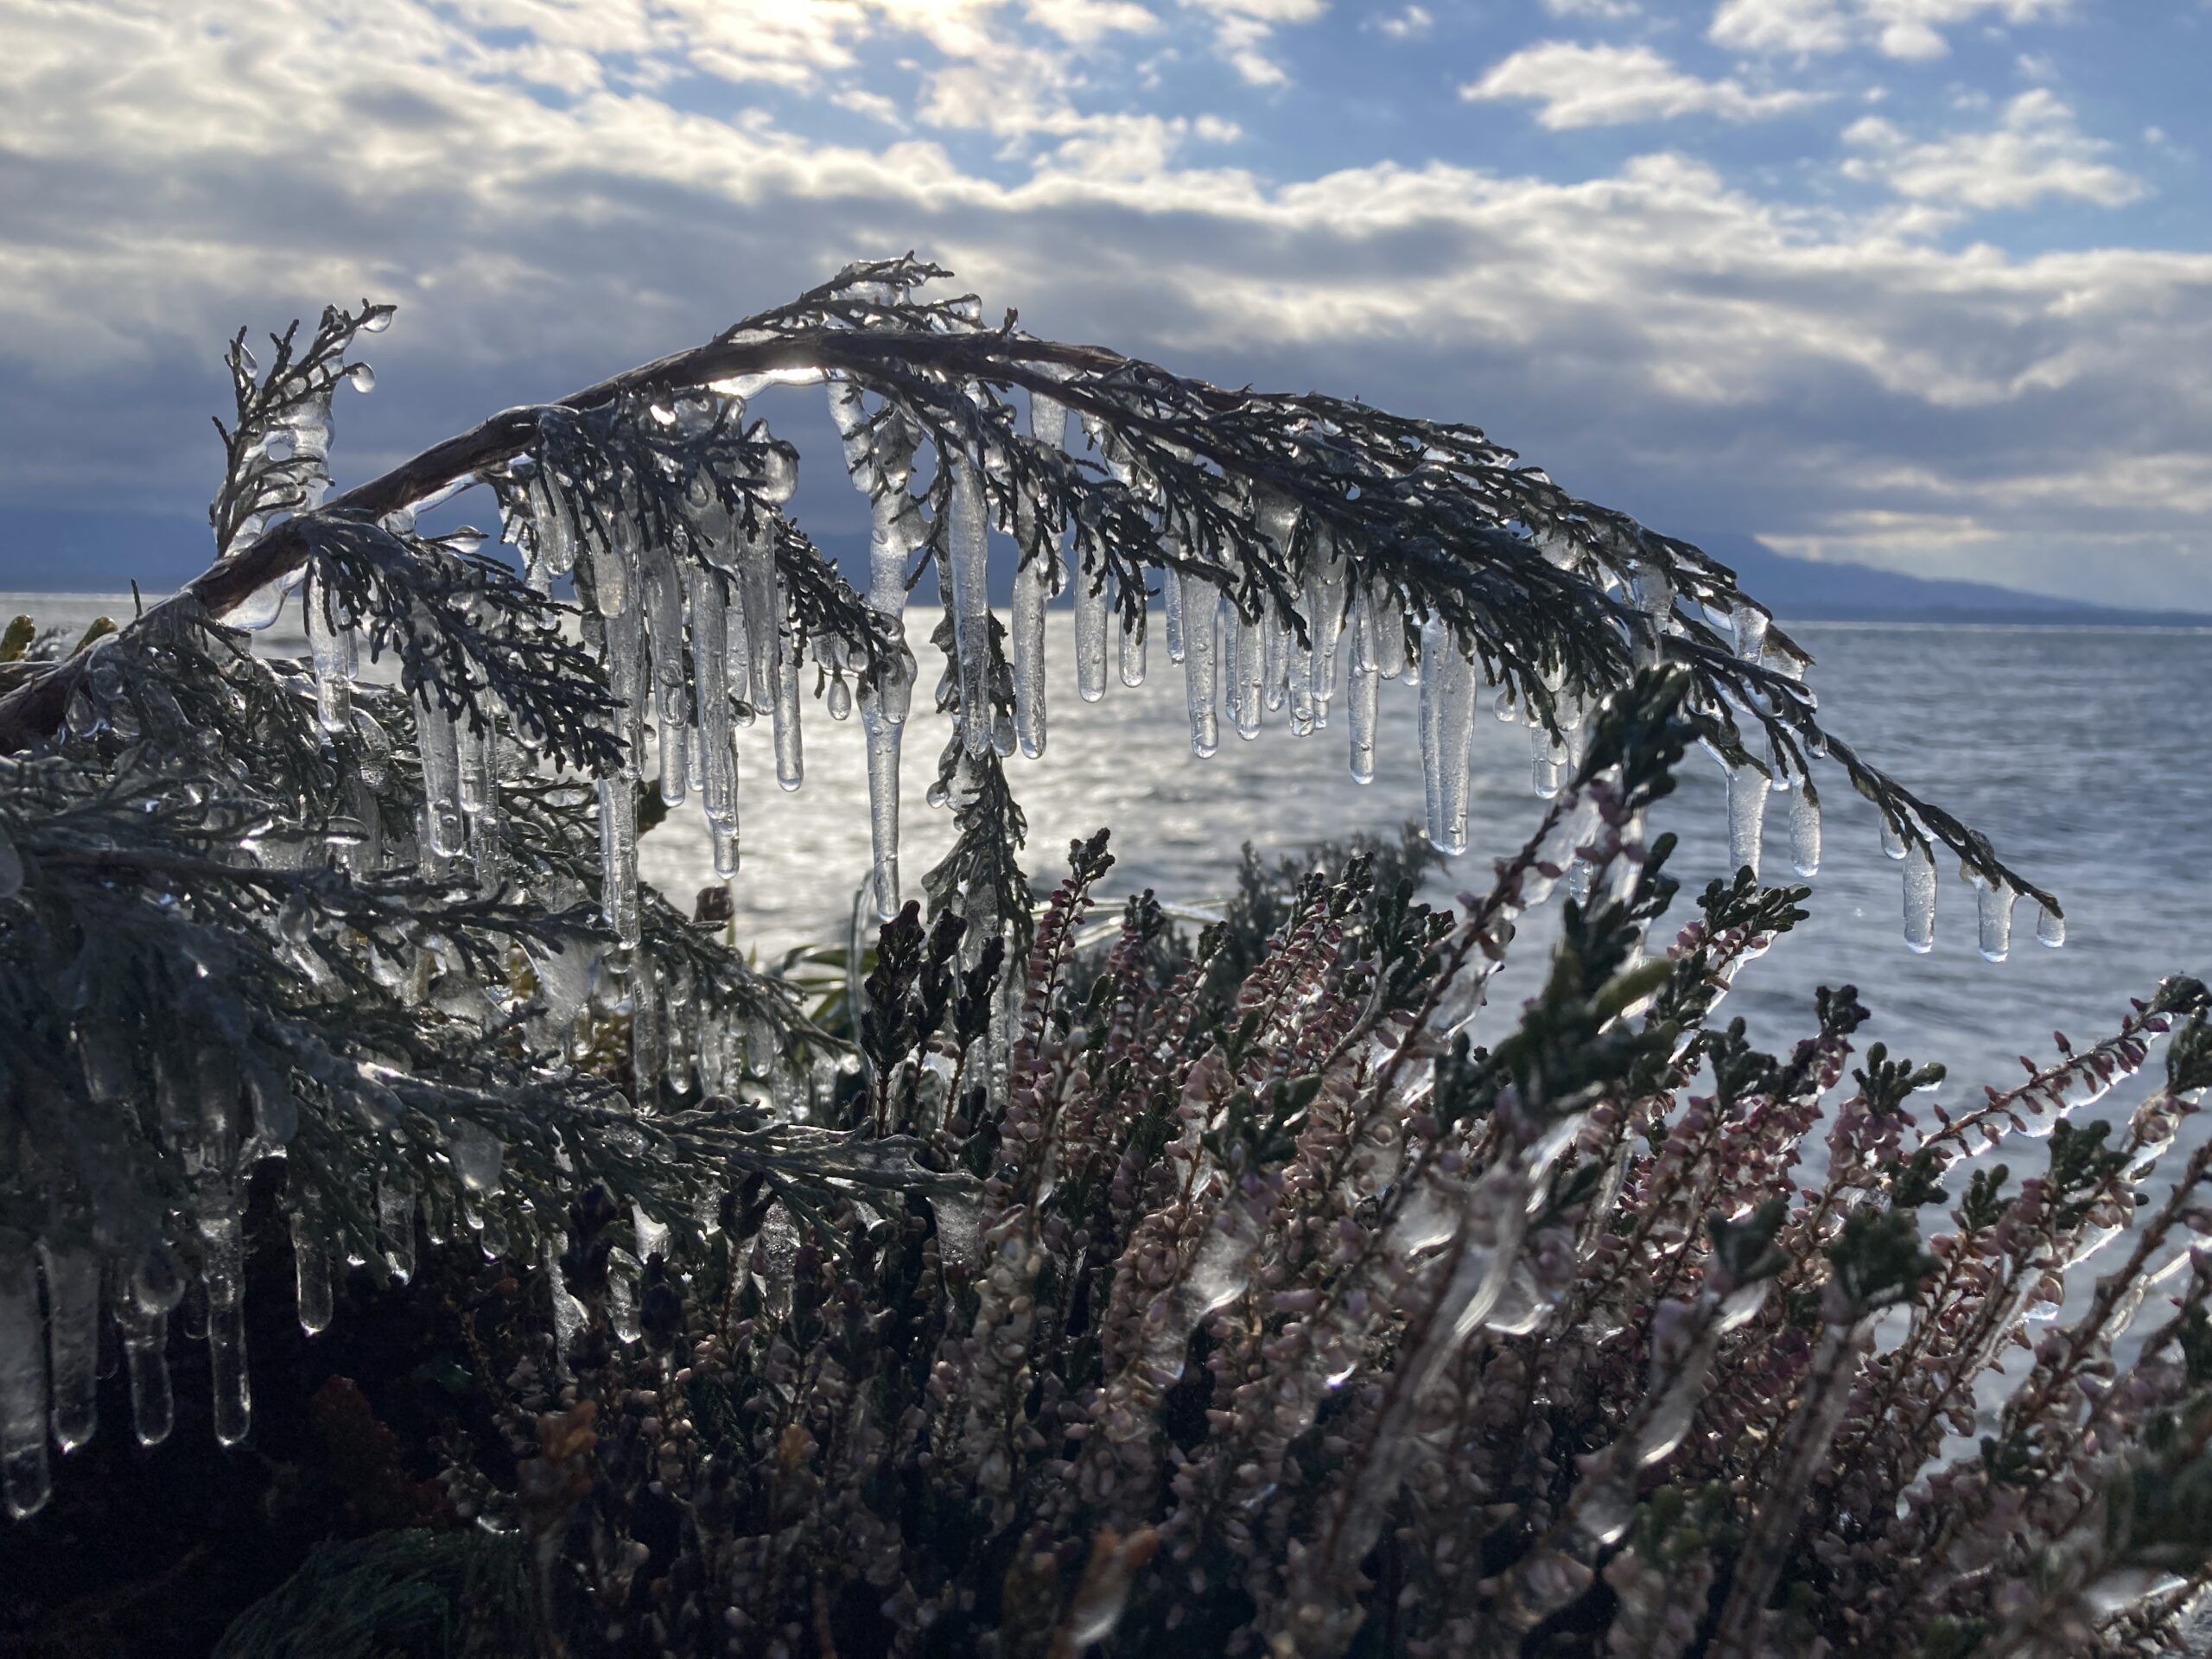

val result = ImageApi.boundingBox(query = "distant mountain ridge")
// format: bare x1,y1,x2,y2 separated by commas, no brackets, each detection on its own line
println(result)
0,509,2202,627
1697,533,2208,626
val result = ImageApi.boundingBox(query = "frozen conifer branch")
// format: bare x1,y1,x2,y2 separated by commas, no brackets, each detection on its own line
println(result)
0,257,2060,952
0,258,2090,1540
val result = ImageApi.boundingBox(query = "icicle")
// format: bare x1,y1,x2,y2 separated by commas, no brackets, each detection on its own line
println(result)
863,416,925,912
1228,603,1264,740
305,574,356,735
531,475,577,580
1073,545,1109,704
1163,546,1186,664
607,1249,643,1344
39,1242,98,1453
1418,617,1478,855
0,1256,50,1517
1370,582,1408,680
1880,815,1909,861
1789,785,1821,877
120,1249,180,1443
547,1241,586,1366
772,652,804,790
1009,392,1066,758
1304,527,1348,716
1012,537,1052,759
1903,847,1937,953
379,1173,417,1284
1976,880,2016,963
1349,663,1378,785
458,712,505,887
1179,569,1222,757
1119,576,1147,688
736,519,781,715
291,1188,333,1336
690,568,741,878
199,1183,250,1446
598,776,642,948
1630,561,1675,669
2036,901,2066,949
415,695,467,859
1262,605,1291,712
945,447,996,756
632,957,662,1101
1728,766,1771,880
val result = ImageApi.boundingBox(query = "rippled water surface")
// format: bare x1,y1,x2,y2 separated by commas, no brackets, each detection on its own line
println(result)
14,594,2209,1113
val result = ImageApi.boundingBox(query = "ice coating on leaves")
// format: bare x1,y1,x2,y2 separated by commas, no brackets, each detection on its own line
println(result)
1728,766,1770,880
39,1243,99,1453
1790,785,1822,877
0,1259,50,1518
1418,616,1477,855
946,448,995,758
546,1241,587,1364
1903,847,1937,954
1141,1198,1262,1387
1977,878,2015,963
1179,567,1222,757
1731,602,1769,667
448,1118,505,1198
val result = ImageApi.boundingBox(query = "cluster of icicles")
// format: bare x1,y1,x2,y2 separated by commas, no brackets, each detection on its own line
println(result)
3,352,2070,1526
276,357,2063,973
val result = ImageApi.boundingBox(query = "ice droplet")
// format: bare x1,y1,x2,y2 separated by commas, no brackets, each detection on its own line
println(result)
2036,901,2066,949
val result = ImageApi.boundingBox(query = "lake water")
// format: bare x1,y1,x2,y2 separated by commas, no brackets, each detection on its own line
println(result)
10,594,2210,1124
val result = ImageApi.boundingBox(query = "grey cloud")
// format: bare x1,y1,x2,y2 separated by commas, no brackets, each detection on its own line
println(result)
0,3,2205,611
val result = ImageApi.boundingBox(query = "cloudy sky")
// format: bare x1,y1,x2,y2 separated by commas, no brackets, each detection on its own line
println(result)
1,0,2207,604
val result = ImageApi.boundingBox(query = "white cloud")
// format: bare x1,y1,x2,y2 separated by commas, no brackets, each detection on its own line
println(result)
1843,91,2145,211
1711,0,2069,61
1463,42,1822,130
1371,5,1433,40
1179,0,1327,86
1545,0,1643,16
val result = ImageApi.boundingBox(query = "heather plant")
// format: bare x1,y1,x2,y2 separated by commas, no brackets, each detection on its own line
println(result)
1,258,2202,1656
203,671,2212,1659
